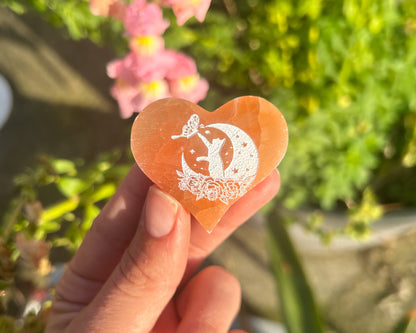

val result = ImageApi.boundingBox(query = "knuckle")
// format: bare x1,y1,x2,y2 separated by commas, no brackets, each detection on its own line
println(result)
111,247,176,298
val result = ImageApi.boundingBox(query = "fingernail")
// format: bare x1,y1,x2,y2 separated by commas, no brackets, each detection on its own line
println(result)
144,186,179,238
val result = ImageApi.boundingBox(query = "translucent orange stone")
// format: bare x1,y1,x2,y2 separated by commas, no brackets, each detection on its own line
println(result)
131,96,288,232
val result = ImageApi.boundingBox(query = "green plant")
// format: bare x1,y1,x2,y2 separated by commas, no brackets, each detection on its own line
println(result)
7,152,128,250
267,208,324,333
1,0,127,53
0,152,130,330
166,0,416,227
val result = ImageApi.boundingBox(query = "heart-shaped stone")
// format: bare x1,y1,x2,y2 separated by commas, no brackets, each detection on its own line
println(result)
131,96,288,232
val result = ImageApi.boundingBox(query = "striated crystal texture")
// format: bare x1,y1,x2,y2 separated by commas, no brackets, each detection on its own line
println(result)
131,96,288,232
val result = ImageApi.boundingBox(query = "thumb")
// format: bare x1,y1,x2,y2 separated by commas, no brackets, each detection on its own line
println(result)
68,186,191,333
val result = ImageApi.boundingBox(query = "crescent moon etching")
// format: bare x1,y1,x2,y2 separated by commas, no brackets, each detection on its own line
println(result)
171,114,259,204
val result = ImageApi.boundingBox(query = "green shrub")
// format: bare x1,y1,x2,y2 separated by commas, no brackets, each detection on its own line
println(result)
167,0,416,213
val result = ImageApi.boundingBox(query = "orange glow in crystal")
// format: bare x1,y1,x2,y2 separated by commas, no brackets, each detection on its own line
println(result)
131,96,288,232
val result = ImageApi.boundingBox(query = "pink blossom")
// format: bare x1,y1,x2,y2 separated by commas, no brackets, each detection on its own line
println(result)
111,78,171,118
107,54,138,85
90,0,126,20
159,0,211,25
110,79,140,118
108,0,127,20
129,35,164,57
164,51,197,80
124,0,169,37
134,79,171,110
90,0,113,16
169,75,208,103
164,50,210,102
107,51,175,83
105,0,211,118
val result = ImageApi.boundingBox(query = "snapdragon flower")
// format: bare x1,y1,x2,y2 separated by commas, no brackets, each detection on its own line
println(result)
158,0,212,25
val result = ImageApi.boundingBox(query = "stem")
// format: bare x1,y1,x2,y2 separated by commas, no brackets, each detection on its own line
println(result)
2,197,25,241
267,209,324,333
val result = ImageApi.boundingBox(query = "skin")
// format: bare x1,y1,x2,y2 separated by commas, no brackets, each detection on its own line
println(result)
46,165,280,333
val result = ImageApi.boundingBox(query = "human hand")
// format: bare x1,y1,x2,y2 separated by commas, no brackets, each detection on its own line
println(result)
46,165,280,333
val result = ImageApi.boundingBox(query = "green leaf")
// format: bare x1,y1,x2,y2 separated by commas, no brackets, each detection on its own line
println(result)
52,237,75,249
89,183,116,203
267,210,324,333
57,177,87,197
40,220,61,233
65,222,85,250
3,1,26,14
392,313,416,333
41,197,80,223
82,204,100,231
50,159,77,176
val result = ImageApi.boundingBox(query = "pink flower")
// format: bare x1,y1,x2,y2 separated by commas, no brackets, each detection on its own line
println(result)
90,0,113,16
90,0,126,20
124,0,169,37
111,78,171,118
169,75,208,103
107,54,138,85
164,51,209,102
165,51,197,80
110,79,140,118
129,35,164,57
107,51,175,83
108,0,127,20
134,79,171,110
159,0,211,25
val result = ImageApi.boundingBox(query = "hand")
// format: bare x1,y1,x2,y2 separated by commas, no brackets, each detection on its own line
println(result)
46,165,280,333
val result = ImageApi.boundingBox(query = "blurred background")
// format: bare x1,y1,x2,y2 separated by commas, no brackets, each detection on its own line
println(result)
1,0,416,332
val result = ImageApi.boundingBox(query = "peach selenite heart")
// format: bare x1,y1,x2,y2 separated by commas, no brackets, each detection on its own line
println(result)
131,96,288,232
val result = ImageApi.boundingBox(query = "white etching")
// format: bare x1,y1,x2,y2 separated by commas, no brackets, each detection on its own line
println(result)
171,114,259,204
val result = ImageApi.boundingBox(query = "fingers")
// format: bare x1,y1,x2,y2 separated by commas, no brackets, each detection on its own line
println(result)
47,166,279,332
176,266,242,333
185,170,280,279
65,186,191,333
47,165,153,332
70,165,152,281
52,165,152,307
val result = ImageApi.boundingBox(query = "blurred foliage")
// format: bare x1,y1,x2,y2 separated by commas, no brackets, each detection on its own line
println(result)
1,0,127,53
166,0,416,216
0,152,130,330
393,309,416,333
267,208,324,333
345,187,383,238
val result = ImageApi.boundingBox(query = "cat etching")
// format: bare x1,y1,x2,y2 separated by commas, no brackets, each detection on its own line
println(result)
195,134,225,178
